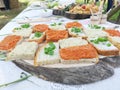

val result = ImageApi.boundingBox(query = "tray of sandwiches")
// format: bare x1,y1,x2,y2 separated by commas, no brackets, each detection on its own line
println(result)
0,21,120,85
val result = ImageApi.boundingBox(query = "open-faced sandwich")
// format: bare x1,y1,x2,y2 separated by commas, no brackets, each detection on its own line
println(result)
60,44,99,64
28,32,45,44
32,24,49,32
84,25,108,38
0,35,22,52
13,23,32,38
88,37,119,56
104,29,120,50
46,29,68,42
68,27,87,38
59,37,99,64
49,22,66,30
7,42,38,60
35,42,60,66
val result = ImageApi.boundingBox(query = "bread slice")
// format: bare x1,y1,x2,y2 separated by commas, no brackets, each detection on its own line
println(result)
88,37,119,56
108,36,120,50
59,37,88,49
28,32,45,44
68,27,87,38
13,28,32,38
46,30,68,42
34,42,60,66
7,42,38,60
84,29,108,38
60,44,99,64
61,58,99,64
0,35,23,52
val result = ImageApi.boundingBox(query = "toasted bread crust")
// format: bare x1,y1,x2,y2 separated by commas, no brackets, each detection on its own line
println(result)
108,37,120,50
96,49,119,56
34,45,45,66
61,58,99,64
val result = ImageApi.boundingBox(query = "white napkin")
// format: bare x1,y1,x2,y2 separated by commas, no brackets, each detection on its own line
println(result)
0,61,30,85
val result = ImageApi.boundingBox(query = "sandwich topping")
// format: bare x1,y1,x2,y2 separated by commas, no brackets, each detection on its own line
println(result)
90,37,111,47
0,35,21,50
60,44,98,60
31,32,43,39
105,30,120,37
14,23,31,31
46,30,68,42
71,27,82,33
21,23,30,28
66,21,82,28
33,24,49,32
88,24,105,30
44,42,56,55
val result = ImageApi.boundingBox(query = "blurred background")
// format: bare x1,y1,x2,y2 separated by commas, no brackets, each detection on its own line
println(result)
0,0,120,29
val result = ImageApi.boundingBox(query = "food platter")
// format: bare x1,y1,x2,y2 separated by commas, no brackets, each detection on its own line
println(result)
64,12,91,19
13,58,114,85
0,20,120,85
52,3,98,19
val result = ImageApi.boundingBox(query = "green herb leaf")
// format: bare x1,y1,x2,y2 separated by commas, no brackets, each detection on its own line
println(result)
34,32,42,38
93,39,99,44
106,43,111,47
21,23,30,28
14,27,22,30
49,42,56,49
97,37,108,42
50,23,56,26
0,72,32,87
58,22,62,25
71,27,82,33
47,50,54,55
44,42,56,55
88,24,102,29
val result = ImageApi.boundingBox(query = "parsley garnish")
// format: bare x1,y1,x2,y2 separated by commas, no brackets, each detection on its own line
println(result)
88,24,102,29
90,37,111,47
14,27,22,30
106,43,111,47
50,23,57,26
44,42,56,55
50,22,62,26
21,23,30,28
71,27,82,33
34,32,42,37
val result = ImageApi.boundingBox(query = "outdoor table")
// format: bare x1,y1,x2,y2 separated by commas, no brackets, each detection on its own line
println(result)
0,2,120,90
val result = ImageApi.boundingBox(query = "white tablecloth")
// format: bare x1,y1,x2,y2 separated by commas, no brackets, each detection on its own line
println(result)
1,1,120,90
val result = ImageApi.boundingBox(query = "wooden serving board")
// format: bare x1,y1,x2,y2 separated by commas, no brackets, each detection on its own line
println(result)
12,56,120,85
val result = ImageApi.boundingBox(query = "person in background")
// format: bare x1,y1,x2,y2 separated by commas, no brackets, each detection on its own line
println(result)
3,0,10,10
107,0,114,11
